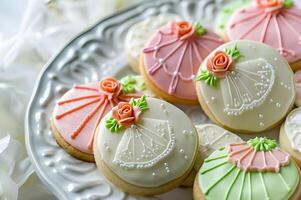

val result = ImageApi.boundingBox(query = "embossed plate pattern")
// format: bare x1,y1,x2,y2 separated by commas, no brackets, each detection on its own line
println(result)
25,0,278,199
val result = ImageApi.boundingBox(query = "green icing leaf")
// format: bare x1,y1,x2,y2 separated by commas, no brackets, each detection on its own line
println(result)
130,95,149,112
283,0,293,8
105,117,124,132
196,70,219,88
194,22,207,36
247,137,277,151
120,75,136,94
225,44,242,61
139,82,146,91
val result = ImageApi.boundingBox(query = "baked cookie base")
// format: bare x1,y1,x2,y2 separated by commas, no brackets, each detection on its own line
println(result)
140,55,198,105
280,124,301,168
126,50,141,74
51,119,95,162
93,127,198,196
193,163,301,200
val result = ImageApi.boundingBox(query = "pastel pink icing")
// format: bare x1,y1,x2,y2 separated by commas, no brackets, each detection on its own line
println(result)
143,21,223,100
227,142,290,172
294,70,301,106
227,2,301,63
53,79,142,154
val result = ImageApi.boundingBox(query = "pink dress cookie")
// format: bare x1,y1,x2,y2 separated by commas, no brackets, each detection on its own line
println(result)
142,21,223,104
226,0,301,70
52,76,143,162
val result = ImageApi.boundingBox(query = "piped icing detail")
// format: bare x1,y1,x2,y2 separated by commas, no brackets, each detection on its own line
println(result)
197,43,275,116
198,146,299,200
105,96,148,132
227,137,290,172
143,20,223,100
53,76,143,153
284,107,301,153
227,0,301,63
96,97,198,187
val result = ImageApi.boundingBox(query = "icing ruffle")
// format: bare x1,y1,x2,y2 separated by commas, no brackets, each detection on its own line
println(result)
227,140,290,172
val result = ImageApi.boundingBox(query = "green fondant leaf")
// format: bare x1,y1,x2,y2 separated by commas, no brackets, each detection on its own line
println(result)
196,70,219,88
130,95,149,112
194,22,207,36
225,44,242,61
105,117,124,132
283,0,294,8
120,75,136,94
247,137,277,151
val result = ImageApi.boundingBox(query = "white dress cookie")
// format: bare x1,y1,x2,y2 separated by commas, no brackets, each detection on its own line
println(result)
195,40,295,133
125,14,179,73
94,96,198,195
280,107,301,167
194,124,242,170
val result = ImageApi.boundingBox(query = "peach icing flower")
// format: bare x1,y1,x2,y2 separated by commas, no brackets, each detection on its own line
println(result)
99,77,121,98
112,102,141,127
256,0,283,11
172,21,195,40
207,51,233,78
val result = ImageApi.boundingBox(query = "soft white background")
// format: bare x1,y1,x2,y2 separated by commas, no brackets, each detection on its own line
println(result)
0,0,141,199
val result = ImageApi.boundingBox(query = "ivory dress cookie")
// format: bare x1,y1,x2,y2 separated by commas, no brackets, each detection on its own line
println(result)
141,20,224,105
280,107,301,167
226,0,301,71
215,0,251,38
125,14,179,73
195,40,295,133
294,70,301,106
94,96,198,195
52,75,146,162
194,137,301,200
194,124,243,171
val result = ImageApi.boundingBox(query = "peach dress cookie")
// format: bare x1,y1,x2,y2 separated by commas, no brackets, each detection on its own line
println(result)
194,124,243,171
94,96,198,195
280,107,301,167
141,21,224,105
226,0,301,71
194,137,301,200
195,40,295,133
125,14,180,73
52,75,146,162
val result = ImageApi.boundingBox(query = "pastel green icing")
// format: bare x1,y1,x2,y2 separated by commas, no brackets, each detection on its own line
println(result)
215,0,251,38
247,137,277,151
130,95,148,112
196,70,219,88
105,117,124,133
225,44,242,61
120,75,137,94
198,148,299,200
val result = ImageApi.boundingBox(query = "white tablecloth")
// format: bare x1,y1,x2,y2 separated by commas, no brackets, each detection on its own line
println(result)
0,0,141,199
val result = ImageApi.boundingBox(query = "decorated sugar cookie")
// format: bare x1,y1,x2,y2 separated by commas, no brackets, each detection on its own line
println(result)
125,14,179,73
141,20,224,105
294,70,301,106
215,0,251,38
52,75,147,162
226,0,301,70
194,137,301,200
94,96,198,195
194,124,243,170
195,40,295,133
280,107,301,167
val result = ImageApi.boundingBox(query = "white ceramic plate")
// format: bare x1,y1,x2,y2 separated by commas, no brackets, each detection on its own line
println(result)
25,0,279,199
